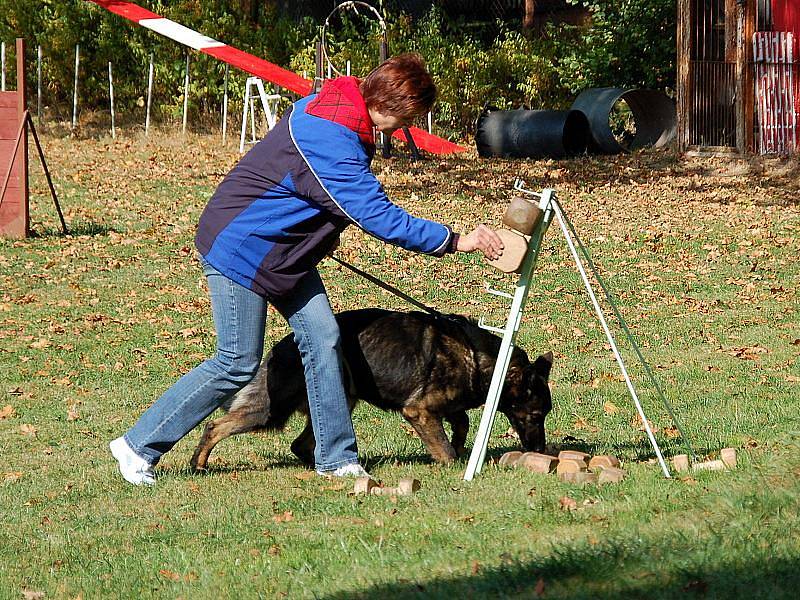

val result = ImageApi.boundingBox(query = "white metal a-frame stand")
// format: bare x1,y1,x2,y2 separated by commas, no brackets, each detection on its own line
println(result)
239,77,282,153
463,182,674,481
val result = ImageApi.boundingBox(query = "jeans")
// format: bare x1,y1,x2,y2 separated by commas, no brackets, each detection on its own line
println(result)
124,260,359,471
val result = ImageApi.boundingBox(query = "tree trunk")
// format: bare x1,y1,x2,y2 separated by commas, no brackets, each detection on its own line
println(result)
523,0,536,33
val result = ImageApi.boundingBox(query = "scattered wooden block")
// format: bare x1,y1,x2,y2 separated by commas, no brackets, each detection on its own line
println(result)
556,458,586,478
486,229,528,274
598,466,625,484
503,196,543,236
369,478,421,496
517,452,559,474
354,477,378,495
692,459,726,472
560,471,598,485
720,447,737,468
672,454,690,473
557,450,590,468
498,451,523,467
588,455,620,471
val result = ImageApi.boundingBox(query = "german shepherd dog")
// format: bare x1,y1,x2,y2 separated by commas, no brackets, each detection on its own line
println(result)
190,308,553,469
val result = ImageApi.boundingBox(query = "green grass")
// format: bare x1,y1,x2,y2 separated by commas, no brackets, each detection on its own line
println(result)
1,131,799,598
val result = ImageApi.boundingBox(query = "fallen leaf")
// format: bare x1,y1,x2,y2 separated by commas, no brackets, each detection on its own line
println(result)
22,591,45,600
268,544,281,556
559,496,578,511
159,569,181,582
67,406,80,422
0,405,14,419
293,471,314,481
4,472,23,482
471,560,480,575
272,510,294,523
603,401,619,415
19,424,37,437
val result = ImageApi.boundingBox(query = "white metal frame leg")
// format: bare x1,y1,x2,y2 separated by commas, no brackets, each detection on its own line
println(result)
551,200,671,478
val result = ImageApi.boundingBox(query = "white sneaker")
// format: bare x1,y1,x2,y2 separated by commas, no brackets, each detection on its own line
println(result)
109,437,156,486
316,463,371,478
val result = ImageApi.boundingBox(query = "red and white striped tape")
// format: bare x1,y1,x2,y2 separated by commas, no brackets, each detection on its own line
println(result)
88,0,467,154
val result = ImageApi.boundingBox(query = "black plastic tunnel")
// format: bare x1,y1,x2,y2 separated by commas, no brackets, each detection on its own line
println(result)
475,108,591,159
570,88,677,154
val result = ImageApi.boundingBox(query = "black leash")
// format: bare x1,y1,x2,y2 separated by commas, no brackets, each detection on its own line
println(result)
328,255,442,317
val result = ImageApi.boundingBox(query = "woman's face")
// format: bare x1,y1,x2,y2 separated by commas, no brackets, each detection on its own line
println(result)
368,108,412,135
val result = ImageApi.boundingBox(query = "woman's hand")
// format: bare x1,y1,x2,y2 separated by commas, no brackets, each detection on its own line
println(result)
456,225,504,260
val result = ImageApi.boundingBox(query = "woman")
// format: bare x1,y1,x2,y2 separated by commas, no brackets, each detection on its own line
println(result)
110,53,504,485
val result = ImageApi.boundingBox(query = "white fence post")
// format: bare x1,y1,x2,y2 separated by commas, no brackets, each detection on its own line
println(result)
37,45,42,121
145,53,154,136
222,63,229,144
108,61,116,139
182,53,190,135
72,44,80,130
1,42,5,92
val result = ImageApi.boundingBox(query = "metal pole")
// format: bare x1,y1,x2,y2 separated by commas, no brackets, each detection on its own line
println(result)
346,60,350,76
182,53,190,135
427,111,432,134
37,45,42,122
145,53,154,136
551,200,671,478
222,63,229,144
108,61,115,139
72,44,79,130
1,42,5,92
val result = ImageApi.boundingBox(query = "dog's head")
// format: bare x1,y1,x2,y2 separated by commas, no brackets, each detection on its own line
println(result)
501,351,553,453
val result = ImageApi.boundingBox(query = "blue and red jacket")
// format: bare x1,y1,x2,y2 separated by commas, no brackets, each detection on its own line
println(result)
195,77,454,298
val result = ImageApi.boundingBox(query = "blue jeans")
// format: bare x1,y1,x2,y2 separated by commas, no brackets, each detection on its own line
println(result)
124,260,359,471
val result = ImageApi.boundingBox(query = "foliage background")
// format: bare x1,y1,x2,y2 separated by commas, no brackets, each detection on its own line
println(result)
0,0,676,137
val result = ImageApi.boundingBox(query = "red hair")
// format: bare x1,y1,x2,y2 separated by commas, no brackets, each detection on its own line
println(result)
360,53,437,119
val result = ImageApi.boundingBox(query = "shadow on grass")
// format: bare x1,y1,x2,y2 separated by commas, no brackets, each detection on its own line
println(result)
323,542,800,600
29,221,115,238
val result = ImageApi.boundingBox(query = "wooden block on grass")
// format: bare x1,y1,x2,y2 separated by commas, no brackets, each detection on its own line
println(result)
672,454,690,473
557,450,590,468
588,455,620,471
517,452,559,474
720,447,737,468
560,471,598,485
692,459,726,472
498,451,523,467
598,466,625,484
556,458,586,479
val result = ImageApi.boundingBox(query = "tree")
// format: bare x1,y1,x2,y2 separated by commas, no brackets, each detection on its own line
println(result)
523,0,536,32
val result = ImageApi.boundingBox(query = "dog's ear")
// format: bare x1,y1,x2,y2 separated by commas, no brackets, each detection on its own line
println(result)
532,351,553,380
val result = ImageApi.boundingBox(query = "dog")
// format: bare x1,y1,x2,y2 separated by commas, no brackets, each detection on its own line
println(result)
190,308,553,469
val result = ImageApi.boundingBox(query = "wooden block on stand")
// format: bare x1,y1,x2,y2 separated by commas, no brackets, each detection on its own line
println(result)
517,452,559,474
486,229,528,274
503,196,543,236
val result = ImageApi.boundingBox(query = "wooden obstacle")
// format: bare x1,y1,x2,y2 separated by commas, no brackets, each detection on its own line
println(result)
0,39,66,239
0,39,28,238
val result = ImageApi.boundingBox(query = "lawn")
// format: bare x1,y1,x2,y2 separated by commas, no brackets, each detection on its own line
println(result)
1,126,798,599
